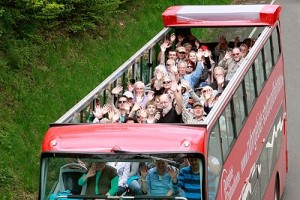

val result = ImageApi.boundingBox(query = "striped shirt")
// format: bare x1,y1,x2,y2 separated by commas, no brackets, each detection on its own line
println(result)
173,166,201,200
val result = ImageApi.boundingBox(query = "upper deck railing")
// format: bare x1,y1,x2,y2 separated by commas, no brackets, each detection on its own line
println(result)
56,28,171,123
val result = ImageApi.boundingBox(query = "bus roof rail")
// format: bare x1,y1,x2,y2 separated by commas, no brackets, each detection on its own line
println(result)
162,5,281,27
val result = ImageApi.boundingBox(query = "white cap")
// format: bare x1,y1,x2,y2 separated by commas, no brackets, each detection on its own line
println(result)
123,91,134,99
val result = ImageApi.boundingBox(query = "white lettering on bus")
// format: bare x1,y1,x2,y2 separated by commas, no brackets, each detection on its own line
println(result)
222,166,241,200
266,117,283,148
240,115,283,199
240,163,262,200
240,75,283,173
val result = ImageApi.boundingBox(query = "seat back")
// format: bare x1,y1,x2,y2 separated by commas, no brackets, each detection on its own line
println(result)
53,163,87,195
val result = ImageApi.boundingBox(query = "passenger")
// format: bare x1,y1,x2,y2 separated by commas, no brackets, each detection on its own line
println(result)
165,59,179,81
158,33,176,64
194,49,213,88
127,162,142,195
162,76,173,94
214,35,232,63
128,102,142,122
183,42,193,54
145,100,160,123
202,49,215,84
111,162,131,196
199,86,215,115
186,59,196,74
167,49,177,61
133,81,148,108
169,157,202,200
175,34,185,49
187,50,197,65
176,46,187,63
177,59,203,90
123,91,135,108
242,37,255,50
240,43,249,58
111,162,143,196
210,66,229,95
78,162,118,196
218,47,244,81
150,64,167,91
117,95,130,123
140,160,174,197
182,102,205,124
157,86,183,123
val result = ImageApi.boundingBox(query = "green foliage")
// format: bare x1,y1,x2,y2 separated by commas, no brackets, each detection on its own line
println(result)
0,0,128,39
30,0,65,20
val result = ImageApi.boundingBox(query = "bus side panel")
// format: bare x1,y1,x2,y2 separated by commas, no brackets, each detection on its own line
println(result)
262,56,287,200
216,54,286,200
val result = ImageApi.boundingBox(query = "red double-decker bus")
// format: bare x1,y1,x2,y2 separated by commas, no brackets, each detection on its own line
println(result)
39,4,287,200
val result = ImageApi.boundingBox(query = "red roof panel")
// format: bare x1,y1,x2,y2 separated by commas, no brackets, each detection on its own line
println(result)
42,124,207,154
162,5,281,27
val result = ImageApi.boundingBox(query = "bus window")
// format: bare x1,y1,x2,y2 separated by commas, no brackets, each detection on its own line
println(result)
219,103,235,159
244,66,256,114
208,124,223,200
40,153,205,200
264,39,273,77
232,84,247,134
254,52,265,94
272,26,281,64
258,145,270,197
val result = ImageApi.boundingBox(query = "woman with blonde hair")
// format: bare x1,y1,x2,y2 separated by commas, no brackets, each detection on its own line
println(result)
199,86,215,115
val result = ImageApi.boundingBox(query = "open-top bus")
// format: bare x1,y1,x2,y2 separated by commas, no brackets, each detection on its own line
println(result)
39,4,287,200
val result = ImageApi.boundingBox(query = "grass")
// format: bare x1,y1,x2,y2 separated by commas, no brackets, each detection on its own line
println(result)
0,0,231,198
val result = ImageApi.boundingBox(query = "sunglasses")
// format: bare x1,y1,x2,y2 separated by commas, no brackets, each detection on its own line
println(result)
187,65,193,68
179,52,186,54
232,53,240,56
118,100,127,103
163,81,171,84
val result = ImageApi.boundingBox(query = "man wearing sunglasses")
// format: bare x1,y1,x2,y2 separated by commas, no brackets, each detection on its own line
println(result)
217,47,244,81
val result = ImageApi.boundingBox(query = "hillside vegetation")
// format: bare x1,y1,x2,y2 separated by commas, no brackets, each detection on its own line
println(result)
0,0,230,198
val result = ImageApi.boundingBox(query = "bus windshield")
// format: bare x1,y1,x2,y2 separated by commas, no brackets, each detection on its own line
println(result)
40,153,204,200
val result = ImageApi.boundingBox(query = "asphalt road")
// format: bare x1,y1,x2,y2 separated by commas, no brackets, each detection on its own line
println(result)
277,0,300,199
